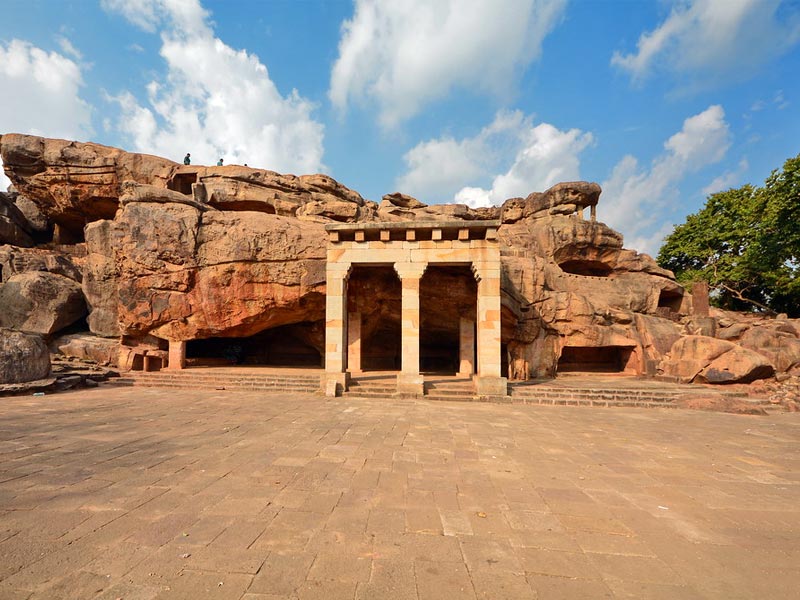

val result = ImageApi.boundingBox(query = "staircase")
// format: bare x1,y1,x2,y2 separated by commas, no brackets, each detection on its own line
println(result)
509,382,680,408
114,368,322,393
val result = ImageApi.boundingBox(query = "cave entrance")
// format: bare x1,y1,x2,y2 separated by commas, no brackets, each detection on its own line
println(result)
420,265,476,374
185,322,323,367
557,346,634,373
168,172,198,196
347,266,402,371
657,288,683,312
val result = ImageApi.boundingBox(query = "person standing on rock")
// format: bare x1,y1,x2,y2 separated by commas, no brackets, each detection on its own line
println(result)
217,158,224,166
183,153,191,165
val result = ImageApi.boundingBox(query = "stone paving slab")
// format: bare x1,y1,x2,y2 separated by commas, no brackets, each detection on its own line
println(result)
0,386,798,599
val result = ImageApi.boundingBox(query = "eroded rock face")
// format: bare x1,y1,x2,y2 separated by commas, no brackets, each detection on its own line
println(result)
4,133,795,385
0,327,50,383
94,196,327,341
660,336,775,383
0,245,83,283
0,191,34,247
0,272,87,335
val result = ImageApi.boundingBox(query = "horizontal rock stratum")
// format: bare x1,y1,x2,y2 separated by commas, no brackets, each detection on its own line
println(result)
1,133,798,385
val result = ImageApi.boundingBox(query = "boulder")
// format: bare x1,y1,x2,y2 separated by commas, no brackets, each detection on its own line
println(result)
0,327,50,383
661,336,775,384
50,333,119,366
0,272,87,335
739,326,800,373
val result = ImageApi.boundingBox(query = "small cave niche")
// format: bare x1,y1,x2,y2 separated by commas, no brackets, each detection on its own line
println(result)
186,322,323,367
558,259,613,277
657,288,683,313
557,346,633,373
168,173,198,196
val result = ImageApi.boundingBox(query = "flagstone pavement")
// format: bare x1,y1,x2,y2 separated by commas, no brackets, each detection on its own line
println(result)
0,386,798,599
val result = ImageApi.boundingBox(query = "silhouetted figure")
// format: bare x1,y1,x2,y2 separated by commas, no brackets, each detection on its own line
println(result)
183,153,191,165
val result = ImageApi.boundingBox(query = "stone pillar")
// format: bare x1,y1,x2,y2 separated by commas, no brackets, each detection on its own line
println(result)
395,262,427,395
458,317,475,377
167,340,186,370
590,205,597,222
347,311,362,374
324,263,351,396
473,262,508,397
691,281,710,317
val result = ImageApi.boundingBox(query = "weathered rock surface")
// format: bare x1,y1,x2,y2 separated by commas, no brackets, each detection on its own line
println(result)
0,327,50,383
0,244,83,283
0,191,34,247
50,333,119,366
91,195,327,340
0,271,87,335
4,133,795,387
661,336,775,384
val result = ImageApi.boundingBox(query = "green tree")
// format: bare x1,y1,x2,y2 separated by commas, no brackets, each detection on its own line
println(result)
658,154,800,317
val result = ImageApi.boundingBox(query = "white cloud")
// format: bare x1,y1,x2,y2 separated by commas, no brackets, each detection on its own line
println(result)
611,0,800,84
0,39,92,140
702,158,748,195
103,0,325,173
330,0,567,128
601,105,731,256
397,110,593,207
56,36,82,60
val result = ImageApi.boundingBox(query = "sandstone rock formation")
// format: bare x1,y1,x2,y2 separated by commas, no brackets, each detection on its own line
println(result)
0,327,50,383
660,336,775,384
0,271,87,335
2,132,798,388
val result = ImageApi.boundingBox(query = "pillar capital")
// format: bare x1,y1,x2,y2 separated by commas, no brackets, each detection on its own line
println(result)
394,261,427,280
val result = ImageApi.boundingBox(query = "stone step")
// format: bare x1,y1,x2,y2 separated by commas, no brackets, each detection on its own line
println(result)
116,373,321,393
126,372,321,382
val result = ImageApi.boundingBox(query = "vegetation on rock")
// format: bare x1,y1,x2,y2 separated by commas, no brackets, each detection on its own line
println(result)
658,154,800,317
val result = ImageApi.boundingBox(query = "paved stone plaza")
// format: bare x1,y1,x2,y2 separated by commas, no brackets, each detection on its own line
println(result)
0,387,798,599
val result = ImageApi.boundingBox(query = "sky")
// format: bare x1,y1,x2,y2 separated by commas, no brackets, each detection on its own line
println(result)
1,0,799,257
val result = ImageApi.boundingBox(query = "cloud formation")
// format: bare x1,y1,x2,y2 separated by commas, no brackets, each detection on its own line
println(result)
330,0,567,128
397,110,593,207
0,38,93,191
612,0,800,85
0,39,93,140
600,104,731,256
103,0,325,173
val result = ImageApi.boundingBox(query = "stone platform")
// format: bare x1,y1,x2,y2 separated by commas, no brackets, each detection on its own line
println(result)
1,387,798,599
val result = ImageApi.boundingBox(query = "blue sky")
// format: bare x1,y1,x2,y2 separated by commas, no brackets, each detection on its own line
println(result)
1,0,798,256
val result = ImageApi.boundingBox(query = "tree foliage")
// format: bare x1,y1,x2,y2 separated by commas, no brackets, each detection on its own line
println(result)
658,154,800,317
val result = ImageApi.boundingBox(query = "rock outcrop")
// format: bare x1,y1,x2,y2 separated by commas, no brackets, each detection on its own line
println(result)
660,336,775,384
1,132,796,387
0,327,50,383
0,271,87,335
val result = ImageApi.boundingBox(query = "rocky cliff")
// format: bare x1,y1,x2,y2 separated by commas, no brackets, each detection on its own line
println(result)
2,133,798,386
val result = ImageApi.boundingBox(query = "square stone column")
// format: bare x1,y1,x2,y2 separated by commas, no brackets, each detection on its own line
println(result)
347,311,362,374
324,263,351,396
474,262,508,397
395,262,427,395
458,317,475,377
167,340,186,370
